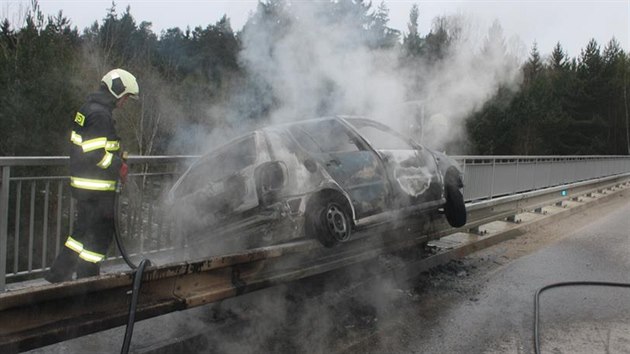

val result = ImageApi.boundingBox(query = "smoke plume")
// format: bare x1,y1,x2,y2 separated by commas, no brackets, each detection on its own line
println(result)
226,4,523,153
159,3,525,352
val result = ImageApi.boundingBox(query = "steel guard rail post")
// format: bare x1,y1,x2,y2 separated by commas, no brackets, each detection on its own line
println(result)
0,166,11,291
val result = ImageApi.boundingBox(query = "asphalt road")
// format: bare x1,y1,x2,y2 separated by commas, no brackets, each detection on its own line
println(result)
344,192,630,354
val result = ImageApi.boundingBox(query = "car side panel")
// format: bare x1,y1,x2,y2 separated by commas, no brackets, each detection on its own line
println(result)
324,150,389,217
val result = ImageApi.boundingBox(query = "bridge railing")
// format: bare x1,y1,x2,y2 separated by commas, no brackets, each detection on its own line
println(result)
0,156,195,290
455,155,630,201
1,155,630,290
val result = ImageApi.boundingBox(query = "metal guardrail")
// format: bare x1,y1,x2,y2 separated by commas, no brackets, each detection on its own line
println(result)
454,155,630,201
1,155,629,291
1,172,629,352
0,156,196,291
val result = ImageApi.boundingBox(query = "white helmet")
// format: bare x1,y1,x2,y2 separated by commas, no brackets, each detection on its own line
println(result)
101,68,139,100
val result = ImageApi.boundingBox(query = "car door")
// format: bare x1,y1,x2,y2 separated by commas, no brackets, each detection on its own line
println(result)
288,119,390,218
345,118,442,209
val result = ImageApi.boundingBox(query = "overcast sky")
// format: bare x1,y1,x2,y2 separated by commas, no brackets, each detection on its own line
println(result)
2,0,628,58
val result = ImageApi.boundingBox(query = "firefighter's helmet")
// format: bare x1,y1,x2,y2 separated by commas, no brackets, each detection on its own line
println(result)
101,69,139,100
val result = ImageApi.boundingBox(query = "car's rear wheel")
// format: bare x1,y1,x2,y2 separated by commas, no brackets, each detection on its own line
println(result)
444,182,466,227
306,194,352,247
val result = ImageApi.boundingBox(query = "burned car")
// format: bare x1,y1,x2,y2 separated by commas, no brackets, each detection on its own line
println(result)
167,117,466,250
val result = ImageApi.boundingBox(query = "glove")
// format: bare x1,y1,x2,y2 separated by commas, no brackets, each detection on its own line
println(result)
119,162,129,184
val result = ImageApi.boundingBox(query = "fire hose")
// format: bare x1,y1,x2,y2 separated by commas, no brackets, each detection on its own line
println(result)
114,169,152,354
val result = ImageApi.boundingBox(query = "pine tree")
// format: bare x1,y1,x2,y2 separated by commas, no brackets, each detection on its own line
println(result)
602,38,627,153
403,4,422,58
367,1,400,49
549,42,568,71
423,16,453,63
523,42,543,84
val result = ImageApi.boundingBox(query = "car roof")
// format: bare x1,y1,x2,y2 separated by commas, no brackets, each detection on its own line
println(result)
261,116,340,131
198,116,378,158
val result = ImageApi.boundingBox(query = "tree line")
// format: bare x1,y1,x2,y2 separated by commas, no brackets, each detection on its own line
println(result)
468,39,630,155
1,0,628,157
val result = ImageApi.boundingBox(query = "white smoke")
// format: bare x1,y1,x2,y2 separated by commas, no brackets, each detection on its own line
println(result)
415,17,524,151
236,5,523,153
238,2,408,129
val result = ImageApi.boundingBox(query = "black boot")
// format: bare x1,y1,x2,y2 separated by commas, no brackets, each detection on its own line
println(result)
76,261,100,279
45,247,78,283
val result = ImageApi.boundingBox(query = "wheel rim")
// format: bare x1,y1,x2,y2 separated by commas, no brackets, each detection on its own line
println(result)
324,203,349,241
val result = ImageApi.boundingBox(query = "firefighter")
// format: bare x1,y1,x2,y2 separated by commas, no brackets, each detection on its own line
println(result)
45,69,139,283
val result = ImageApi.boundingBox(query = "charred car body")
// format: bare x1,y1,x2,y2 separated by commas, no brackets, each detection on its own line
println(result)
167,117,466,250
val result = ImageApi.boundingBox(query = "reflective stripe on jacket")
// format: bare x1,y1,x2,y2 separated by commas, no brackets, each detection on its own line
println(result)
69,89,122,197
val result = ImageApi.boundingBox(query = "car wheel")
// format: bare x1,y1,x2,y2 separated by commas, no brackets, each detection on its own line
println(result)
306,195,352,247
444,182,466,227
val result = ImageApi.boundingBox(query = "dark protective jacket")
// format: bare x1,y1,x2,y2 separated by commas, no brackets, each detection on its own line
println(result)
69,89,123,199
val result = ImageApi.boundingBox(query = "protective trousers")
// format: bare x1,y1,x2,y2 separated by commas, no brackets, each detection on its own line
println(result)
47,195,115,282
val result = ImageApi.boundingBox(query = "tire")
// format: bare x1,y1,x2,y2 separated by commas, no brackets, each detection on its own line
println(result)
444,182,467,227
306,194,352,247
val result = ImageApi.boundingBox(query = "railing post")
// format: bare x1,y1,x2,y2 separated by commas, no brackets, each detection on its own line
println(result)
0,166,11,291
515,158,520,194
461,158,467,201
490,158,496,199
